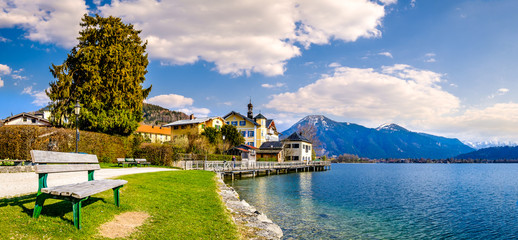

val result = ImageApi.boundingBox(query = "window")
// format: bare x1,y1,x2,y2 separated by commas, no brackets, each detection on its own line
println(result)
286,156,291,160
293,156,299,161
201,124,205,129
285,144,291,148
241,131,247,137
239,120,246,126
231,121,238,126
292,144,300,148
181,125,186,129
31,119,36,123
215,125,221,130
23,117,27,122
174,126,179,129
226,121,230,125
248,131,254,137
248,142,254,147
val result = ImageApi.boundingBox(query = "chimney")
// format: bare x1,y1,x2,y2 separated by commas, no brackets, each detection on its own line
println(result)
190,114,195,120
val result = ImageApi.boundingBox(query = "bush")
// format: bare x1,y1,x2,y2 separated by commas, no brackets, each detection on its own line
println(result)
0,126,133,163
257,157,277,162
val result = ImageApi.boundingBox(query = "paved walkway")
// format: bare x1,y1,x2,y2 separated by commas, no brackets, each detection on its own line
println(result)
0,167,177,199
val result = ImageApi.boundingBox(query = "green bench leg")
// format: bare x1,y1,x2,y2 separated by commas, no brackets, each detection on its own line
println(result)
32,193,48,218
72,198,87,230
113,186,123,207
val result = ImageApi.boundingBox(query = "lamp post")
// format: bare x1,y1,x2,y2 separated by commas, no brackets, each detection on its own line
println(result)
74,100,80,153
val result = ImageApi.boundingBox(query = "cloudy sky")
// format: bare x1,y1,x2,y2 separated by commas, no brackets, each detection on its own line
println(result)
1,0,518,144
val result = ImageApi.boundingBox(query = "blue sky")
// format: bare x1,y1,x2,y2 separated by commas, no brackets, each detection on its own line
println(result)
1,0,518,144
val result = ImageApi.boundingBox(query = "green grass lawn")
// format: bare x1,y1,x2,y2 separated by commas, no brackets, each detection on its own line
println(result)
0,171,239,239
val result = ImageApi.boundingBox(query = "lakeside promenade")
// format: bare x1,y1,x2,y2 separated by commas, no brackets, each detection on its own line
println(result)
177,160,331,179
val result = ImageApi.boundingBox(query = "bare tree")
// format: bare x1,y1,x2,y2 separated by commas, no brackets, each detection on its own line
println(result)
296,123,323,156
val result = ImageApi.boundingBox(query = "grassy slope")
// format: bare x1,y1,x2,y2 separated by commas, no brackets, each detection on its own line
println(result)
0,171,239,239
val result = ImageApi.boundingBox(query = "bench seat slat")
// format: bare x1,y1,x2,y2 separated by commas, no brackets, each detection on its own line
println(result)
35,164,101,174
32,150,99,164
42,179,128,199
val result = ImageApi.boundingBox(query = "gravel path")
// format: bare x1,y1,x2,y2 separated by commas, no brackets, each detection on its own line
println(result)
0,167,177,199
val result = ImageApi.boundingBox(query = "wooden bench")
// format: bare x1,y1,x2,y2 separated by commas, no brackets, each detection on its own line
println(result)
32,150,128,229
117,158,137,167
117,158,150,167
135,158,150,166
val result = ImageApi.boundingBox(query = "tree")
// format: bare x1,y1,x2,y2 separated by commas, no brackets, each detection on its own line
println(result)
297,123,322,156
47,14,151,135
221,125,244,147
202,126,220,144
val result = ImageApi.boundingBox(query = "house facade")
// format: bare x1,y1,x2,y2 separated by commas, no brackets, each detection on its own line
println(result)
1,112,51,127
257,141,284,162
283,132,313,162
223,101,279,147
163,115,225,138
135,124,172,143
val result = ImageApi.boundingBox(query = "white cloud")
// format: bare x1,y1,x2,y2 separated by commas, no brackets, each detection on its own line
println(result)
261,82,286,88
488,88,510,99
178,107,211,118
0,78,3,87
266,64,459,122
0,36,8,42
21,86,50,106
410,0,416,7
99,0,387,76
146,94,194,109
0,64,12,75
328,62,341,68
0,0,88,48
378,51,393,58
424,52,436,62
379,0,397,5
424,103,518,142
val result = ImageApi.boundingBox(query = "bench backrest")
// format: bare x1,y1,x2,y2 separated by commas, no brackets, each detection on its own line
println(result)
31,150,100,174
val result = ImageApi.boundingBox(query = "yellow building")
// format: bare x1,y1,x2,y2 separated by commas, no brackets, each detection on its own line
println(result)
163,116,225,138
136,124,172,143
223,101,279,147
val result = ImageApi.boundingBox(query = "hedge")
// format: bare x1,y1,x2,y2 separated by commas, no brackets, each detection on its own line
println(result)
0,125,134,163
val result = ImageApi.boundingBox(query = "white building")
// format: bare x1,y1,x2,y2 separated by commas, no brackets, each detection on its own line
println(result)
283,132,313,162
2,112,51,127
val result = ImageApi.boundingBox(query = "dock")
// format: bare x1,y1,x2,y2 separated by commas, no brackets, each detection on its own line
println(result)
179,160,331,179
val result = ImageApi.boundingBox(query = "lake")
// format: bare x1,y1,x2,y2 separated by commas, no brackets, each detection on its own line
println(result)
226,163,518,239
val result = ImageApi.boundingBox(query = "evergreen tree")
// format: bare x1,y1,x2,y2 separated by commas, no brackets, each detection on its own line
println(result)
221,125,244,147
47,14,151,135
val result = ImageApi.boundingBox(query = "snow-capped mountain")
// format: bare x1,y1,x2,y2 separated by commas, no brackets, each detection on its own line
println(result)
463,140,518,150
282,115,474,159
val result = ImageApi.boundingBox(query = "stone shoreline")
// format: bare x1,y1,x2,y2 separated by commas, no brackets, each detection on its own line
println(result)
216,175,283,240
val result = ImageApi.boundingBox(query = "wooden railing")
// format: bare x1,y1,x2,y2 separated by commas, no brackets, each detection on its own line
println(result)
179,160,331,171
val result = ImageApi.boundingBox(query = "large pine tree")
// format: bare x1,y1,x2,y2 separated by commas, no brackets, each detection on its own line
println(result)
47,14,151,135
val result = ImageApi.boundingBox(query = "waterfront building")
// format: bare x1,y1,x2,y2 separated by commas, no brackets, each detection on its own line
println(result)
223,101,279,147
257,141,285,162
164,115,225,138
1,112,51,127
135,124,172,143
283,132,313,162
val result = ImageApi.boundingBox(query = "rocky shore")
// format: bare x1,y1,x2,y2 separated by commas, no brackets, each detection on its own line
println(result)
216,175,283,240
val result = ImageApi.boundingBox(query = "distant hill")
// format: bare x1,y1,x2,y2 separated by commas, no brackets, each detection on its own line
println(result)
282,115,474,159
456,146,518,160
142,103,189,126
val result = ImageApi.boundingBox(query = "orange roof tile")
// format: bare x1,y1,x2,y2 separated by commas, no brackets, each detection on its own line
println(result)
136,124,171,135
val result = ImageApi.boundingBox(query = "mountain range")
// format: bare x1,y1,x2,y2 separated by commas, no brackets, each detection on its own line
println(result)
281,115,474,159
456,146,518,160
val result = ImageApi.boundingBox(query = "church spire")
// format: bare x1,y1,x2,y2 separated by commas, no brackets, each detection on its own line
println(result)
247,98,253,119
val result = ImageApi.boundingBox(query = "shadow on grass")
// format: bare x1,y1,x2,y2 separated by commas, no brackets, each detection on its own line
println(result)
0,194,105,225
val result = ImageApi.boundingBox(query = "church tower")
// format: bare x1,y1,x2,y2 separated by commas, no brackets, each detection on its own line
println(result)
247,98,253,119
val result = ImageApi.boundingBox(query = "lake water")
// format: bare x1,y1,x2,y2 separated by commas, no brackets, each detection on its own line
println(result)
227,164,518,239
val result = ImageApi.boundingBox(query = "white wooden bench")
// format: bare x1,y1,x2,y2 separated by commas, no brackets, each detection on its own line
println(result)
135,158,150,166
32,150,128,229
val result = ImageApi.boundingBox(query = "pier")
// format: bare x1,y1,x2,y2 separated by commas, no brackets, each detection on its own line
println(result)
178,161,331,179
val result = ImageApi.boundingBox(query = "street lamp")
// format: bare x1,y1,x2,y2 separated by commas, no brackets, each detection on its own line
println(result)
74,100,80,153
